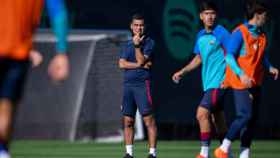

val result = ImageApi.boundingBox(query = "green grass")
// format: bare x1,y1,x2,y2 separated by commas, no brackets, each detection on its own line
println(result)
10,140,280,158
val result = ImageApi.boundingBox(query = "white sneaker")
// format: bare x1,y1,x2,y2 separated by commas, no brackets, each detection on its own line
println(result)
239,147,250,158
0,151,11,158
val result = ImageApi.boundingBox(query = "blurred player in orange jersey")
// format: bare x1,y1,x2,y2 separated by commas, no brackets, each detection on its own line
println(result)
0,0,69,157
215,1,278,158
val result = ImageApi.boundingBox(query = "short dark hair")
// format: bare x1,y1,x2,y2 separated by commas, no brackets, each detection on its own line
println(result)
131,13,145,23
246,1,268,20
199,1,218,13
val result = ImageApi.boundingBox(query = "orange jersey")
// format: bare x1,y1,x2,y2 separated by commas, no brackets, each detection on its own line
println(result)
0,0,44,60
224,24,267,89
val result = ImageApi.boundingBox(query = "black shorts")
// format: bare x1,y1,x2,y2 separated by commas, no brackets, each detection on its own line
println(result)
0,58,29,102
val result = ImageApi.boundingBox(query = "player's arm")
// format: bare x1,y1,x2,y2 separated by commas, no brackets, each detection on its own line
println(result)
224,30,244,76
143,61,152,69
134,36,155,70
46,0,69,81
172,55,202,82
142,38,155,69
263,53,279,80
134,48,152,67
225,30,252,87
172,33,202,83
46,0,68,53
119,42,142,69
179,54,202,75
135,47,146,66
263,52,272,70
133,33,147,66
134,35,154,67
119,58,141,69
135,47,152,68
29,50,43,67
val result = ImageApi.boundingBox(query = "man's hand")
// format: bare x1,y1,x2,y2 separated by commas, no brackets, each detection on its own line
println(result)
143,61,152,69
48,54,69,81
220,82,228,89
240,74,253,88
29,50,43,67
133,33,145,46
172,70,184,84
269,66,279,80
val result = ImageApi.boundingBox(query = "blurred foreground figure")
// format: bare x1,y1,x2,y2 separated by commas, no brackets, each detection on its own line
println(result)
0,0,69,157
215,1,278,158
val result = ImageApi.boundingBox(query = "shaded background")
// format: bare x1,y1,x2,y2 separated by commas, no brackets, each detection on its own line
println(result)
17,0,280,140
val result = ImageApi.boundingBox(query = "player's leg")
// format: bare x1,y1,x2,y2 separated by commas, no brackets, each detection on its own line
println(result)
134,80,157,158
212,108,234,158
239,87,261,158
196,89,222,158
212,110,227,143
196,106,211,158
215,89,252,158
122,86,137,158
143,115,157,158
123,116,135,158
210,89,228,143
211,88,236,158
0,99,13,157
0,59,29,158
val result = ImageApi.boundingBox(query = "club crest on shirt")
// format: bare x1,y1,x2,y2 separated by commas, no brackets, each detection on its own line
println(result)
210,40,216,45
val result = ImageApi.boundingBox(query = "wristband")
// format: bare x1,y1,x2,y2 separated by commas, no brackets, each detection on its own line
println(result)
134,44,141,48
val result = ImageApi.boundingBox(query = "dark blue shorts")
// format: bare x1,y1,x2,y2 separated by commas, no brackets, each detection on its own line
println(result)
199,88,226,112
122,80,153,117
0,58,29,102
232,87,261,121
233,89,253,111
233,87,261,109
